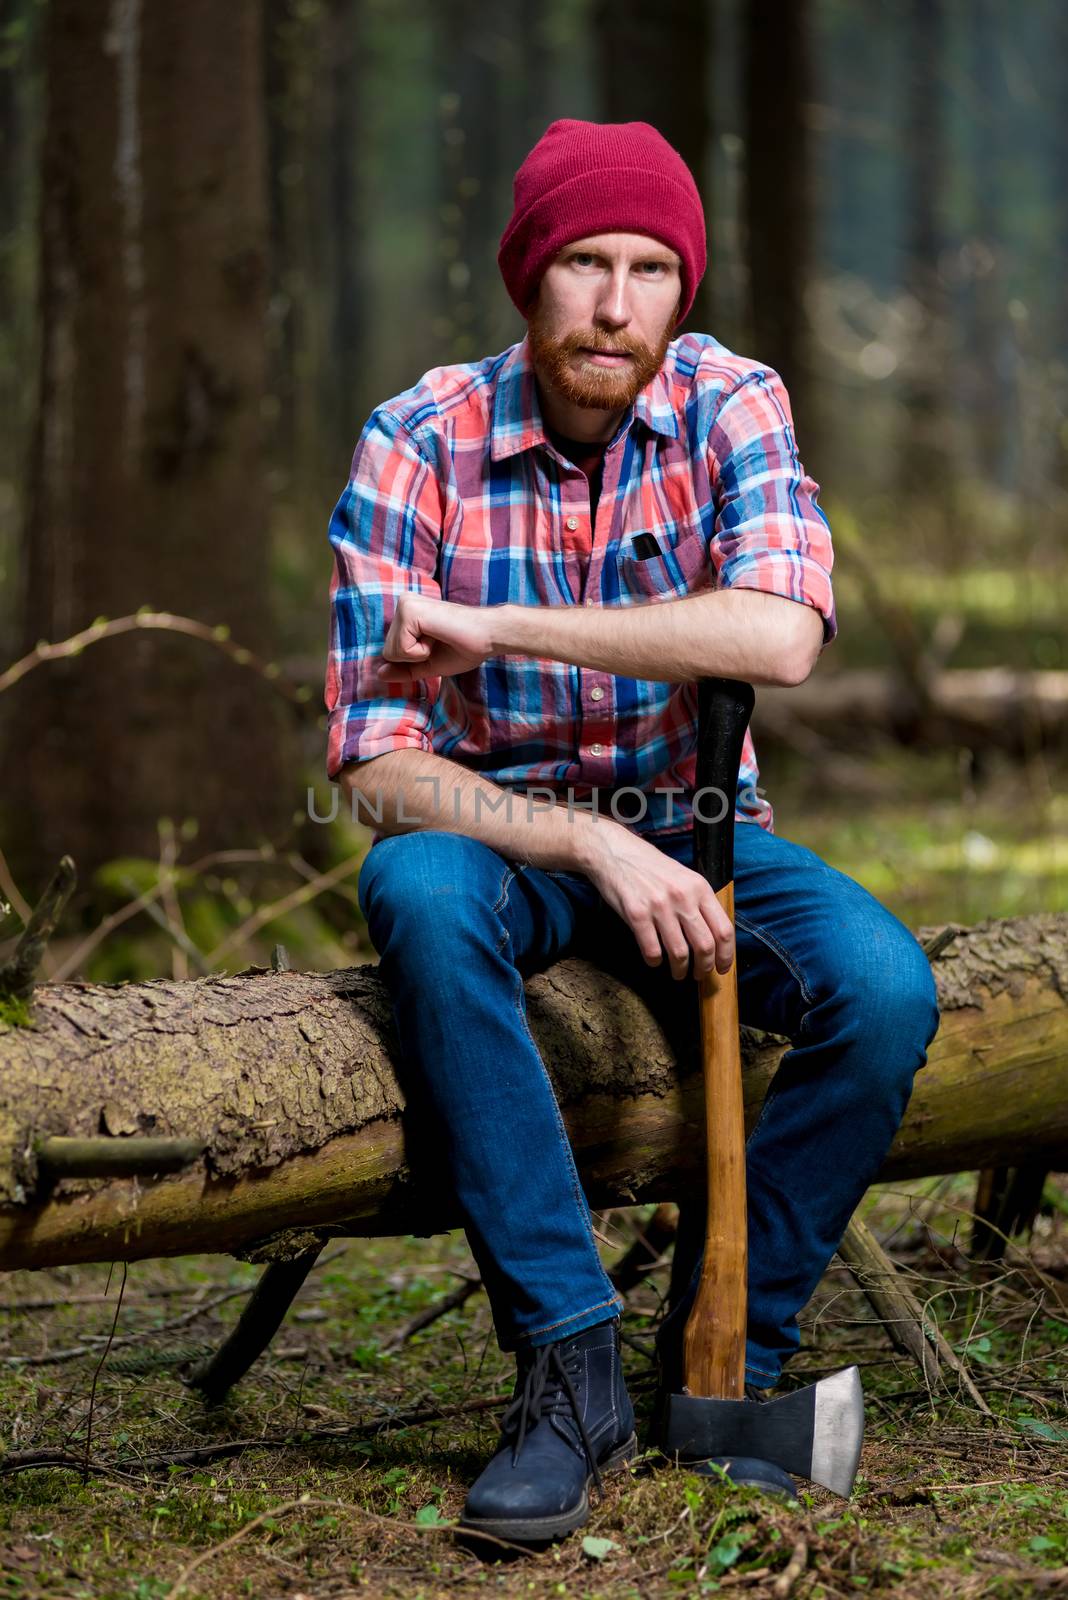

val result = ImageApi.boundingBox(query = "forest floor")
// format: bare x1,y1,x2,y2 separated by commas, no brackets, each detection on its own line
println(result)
1,743,1066,1597
0,1177,1066,1600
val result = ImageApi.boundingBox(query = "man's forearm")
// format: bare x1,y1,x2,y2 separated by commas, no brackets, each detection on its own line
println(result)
487,586,823,686
340,747,624,872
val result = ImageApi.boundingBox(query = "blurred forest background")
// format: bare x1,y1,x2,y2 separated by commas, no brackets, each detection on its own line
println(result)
0,0,1065,981
0,11,1066,1594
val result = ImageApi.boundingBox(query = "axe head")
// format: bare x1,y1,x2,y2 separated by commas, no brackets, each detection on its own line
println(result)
662,1365,865,1500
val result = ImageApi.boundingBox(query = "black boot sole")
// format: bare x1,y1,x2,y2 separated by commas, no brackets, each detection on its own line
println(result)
457,1432,638,1547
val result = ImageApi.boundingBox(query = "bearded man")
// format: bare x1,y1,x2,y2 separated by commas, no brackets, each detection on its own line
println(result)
325,119,939,1545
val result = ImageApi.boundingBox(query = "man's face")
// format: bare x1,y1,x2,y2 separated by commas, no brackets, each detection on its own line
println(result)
527,232,682,413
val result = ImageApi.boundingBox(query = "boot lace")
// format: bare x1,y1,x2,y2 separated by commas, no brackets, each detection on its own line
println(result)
501,1341,606,1498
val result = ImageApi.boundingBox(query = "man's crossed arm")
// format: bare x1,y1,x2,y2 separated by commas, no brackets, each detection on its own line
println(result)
342,586,825,982
370,585,825,693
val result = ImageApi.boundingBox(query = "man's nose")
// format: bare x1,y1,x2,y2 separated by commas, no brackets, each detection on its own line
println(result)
594,269,633,330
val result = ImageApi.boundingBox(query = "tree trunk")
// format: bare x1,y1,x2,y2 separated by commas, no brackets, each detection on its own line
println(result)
0,913,1064,1272
434,0,510,361
263,0,366,502
3,0,290,892
592,0,713,335
0,0,44,663
900,0,955,544
741,0,813,435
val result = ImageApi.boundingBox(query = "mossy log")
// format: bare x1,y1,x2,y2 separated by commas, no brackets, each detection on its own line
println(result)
0,913,1064,1273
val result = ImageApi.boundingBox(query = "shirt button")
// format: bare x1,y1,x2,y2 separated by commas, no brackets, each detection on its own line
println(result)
584,597,594,607
590,742,605,756
565,516,579,531
589,686,605,701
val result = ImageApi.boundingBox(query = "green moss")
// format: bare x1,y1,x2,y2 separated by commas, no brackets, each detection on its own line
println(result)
0,991,33,1028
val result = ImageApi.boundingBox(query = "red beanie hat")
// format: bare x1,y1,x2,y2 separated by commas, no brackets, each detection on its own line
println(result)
498,118,706,324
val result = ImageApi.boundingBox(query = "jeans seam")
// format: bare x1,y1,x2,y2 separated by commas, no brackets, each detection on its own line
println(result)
510,957,615,1288
521,1294,622,1344
734,911,817,1008
745,1358,779,1380
493,869,621,1332
733,912,817,1149
492,863,514,955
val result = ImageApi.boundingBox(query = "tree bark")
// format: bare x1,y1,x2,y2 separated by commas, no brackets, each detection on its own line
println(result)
0,912,1064,1273
4,0,290,891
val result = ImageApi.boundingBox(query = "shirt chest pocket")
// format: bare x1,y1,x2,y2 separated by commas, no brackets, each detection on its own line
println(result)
616,528,713,603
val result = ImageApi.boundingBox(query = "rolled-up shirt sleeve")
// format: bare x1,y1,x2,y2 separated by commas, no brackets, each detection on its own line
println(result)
325,408,445,780
708,369,837,648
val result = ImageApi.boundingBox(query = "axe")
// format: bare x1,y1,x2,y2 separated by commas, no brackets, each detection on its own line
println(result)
660,676,865,1499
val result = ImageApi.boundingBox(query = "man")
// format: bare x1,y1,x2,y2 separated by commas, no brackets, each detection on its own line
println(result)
325,119,940,1544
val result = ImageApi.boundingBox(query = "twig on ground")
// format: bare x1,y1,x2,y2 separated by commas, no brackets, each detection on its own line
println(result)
0,1285,192,1312
0,1392,515,1480
931,1468,1068,1494
772,1538,808,1599
837,1213,992,1413
2,1284,254,1367
380,1275,483,1354
80,1262,127,1482
163,1490,540,1597
0,1447,150,1484
163,1494,323,1600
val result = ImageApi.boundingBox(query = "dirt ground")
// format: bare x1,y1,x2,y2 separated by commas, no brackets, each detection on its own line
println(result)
1,1177,1066,1600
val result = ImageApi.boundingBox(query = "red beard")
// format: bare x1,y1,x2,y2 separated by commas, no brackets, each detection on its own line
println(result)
527,298,677,411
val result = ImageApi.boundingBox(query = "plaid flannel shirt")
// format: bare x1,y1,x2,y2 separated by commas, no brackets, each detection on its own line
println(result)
326,331,836,838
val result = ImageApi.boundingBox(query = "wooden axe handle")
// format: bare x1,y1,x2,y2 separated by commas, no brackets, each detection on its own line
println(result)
682,677,755,1401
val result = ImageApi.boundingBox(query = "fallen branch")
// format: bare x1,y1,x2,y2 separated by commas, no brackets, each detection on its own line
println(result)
836,1215,992,1413
188,1248,322,1403
610,1202,680,1294
380,1274,484,1355
755,668,1068,750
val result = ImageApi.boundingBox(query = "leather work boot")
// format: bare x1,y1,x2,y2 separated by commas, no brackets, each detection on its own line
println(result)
459,1317,637,1546
651,1296,797,1499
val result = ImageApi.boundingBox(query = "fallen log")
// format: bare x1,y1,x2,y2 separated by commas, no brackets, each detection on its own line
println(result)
755,668,1068,750
0,913,1064,1273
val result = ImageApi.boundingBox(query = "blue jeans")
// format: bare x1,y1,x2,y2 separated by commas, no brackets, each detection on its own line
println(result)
358,822,940,1384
